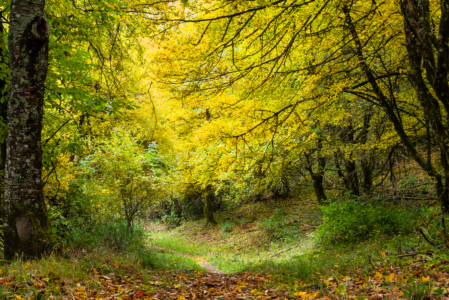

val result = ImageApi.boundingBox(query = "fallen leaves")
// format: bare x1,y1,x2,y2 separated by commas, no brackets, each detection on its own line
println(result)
1,252,449,299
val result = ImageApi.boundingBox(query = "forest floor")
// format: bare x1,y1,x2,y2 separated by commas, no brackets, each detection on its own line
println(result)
2,197,449,299
146,197,449,300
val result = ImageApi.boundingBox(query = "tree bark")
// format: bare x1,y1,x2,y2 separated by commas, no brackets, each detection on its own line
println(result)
344,159,360,196
204,185,217,225
3,0,54,259
335,124,360,196
0,10,8,232
359,111,373,193
306,152,327,205
311,172,327,205
360,158,373,192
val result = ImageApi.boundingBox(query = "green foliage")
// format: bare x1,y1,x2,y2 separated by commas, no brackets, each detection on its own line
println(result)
402,281,432,300
47,182,92,238
258,208,299,241
318,199,420,244
220,221,235,232
80,131,169,228
161,211,183,228
65,218,147,253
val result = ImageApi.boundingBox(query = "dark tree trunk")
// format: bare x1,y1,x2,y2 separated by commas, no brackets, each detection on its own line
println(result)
3,0,54,259
360,158,373,192
0,11,8,228
359,110,374,193
204,185,217,225
306,152,327,205
344,159,360,196
311,172,327,205
335,124,360,196
334,153,346,188
304,129,327,205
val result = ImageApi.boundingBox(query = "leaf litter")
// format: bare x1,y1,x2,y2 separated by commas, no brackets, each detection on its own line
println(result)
2,252,449,299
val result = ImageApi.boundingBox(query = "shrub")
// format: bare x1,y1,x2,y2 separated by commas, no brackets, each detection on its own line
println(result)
80,132,169,230
318,199,419,244
65,218,147,252
220,221,235,232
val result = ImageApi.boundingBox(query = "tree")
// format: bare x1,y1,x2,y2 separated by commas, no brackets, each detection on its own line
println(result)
3,0,55,259
152,0,449,213
81,132,167,230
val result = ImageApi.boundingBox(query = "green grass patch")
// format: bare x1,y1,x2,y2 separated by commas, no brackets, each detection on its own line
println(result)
150,249,206,271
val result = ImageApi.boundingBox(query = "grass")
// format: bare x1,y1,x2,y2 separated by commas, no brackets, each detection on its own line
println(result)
0,246,204,279
148,195,433,285
148,196,324,275
150,249,205,271
0,221,206,299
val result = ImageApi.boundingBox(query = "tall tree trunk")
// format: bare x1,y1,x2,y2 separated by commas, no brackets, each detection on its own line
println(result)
336,124,360,196
306,153,327,205
311,172,327,205
0,10,8,232
3,0,54,259
344,159,360,196
204,185,217,225
359,109,373,193
360,157,373,192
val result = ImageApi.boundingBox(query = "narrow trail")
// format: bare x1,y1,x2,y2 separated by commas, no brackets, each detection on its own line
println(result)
149,244,224,274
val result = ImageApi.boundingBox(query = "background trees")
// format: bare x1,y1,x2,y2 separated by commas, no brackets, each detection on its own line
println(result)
147,0,449,217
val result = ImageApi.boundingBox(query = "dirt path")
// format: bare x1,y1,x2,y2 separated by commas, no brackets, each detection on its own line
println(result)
150,244,224,274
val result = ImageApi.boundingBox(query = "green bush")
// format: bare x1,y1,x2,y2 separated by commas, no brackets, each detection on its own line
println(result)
220,221,235,232
65,218,147,252
318,200,419,244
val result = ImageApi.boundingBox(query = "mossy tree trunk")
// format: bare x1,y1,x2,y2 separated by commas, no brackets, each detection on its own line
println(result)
0,10,8,236
344,159,360,196
360,157,373,192
3,0,55,259
204,185,217,225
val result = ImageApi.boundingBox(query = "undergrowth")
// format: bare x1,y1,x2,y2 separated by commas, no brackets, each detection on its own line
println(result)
149,195,446,286
317,198,425,244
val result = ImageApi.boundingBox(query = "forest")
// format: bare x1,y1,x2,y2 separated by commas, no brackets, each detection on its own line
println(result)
0,0,449,299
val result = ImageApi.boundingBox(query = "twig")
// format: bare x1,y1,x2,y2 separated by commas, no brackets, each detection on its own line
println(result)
396,251,433,258
302,224,319,228
417,227,436,247
442,216,448,243
269,242,300,258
